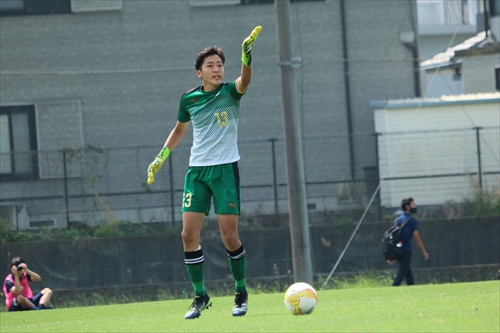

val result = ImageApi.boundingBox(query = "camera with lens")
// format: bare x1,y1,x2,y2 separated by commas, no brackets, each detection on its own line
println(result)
16,265,23,271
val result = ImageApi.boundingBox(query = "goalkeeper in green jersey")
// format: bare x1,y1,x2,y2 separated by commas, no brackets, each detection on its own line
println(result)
147,26,262,319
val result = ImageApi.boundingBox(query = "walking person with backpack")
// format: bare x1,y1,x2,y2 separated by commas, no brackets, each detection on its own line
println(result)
388,197,429,286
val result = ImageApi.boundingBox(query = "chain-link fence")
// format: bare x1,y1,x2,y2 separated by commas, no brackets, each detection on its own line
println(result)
0,126,499,303
1,127,498,229
0,0,498,311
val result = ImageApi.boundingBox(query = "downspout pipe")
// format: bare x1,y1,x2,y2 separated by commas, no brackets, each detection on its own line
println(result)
403,43,421,97
408,0,421,97
340,0,356,180
483,0,490,36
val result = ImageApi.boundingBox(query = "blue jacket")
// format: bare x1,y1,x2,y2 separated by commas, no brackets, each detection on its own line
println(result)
396,213,418,252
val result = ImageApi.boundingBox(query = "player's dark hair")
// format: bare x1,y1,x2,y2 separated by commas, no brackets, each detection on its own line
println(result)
401,197,414,212
10,256,25,268
195,46,225,70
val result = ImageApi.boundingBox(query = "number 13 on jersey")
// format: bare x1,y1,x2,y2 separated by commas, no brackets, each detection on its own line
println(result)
215,111,229,127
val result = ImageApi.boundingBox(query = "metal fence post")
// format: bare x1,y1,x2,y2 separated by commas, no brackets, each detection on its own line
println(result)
474,127,483,188
269,138,279,214
62,149,70,228
168,156,175,226
374,132,382,221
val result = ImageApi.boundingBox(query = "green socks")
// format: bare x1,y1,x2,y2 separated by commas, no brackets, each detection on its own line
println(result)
227,245,247,293
185,247,206,296
185,245,248,296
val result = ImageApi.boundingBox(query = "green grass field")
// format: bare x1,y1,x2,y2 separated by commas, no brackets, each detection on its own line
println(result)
1,281,498,332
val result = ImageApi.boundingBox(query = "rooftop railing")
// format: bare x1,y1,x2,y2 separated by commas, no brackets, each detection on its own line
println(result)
417,0,478,26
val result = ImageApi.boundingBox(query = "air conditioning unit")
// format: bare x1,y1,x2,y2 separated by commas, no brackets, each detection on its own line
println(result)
190,0,240,7
71,0,122,13
0,203,29,231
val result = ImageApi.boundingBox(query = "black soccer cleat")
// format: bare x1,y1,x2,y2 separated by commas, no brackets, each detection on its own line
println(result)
184,294,212,319
232,292,248,317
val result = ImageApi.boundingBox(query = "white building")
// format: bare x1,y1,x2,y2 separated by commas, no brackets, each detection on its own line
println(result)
421,31,499,96
371,92,500,208
418,0,500,97
417,0,481,61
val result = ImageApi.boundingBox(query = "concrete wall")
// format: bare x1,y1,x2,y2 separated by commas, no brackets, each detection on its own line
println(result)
462,53,500,94
0,1,418,222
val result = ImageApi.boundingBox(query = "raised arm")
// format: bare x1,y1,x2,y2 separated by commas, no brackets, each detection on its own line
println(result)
20,262,41,282
9,266,24,295
236,26,262,94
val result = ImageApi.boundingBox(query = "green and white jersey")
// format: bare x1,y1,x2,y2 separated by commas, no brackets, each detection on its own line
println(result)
177,82,244,166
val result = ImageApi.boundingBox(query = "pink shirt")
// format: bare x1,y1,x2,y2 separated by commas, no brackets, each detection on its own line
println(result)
3,273,33,309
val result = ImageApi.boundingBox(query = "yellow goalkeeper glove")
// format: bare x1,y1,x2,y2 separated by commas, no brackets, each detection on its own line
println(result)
147,147,170,185
241,26,262,67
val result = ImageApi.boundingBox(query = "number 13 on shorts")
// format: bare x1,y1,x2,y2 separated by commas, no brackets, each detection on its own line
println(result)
183,192,193,208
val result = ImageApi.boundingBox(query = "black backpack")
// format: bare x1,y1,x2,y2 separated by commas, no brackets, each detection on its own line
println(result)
382,216,412,261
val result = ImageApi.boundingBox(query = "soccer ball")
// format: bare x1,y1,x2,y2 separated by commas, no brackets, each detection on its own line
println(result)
284,282,318,315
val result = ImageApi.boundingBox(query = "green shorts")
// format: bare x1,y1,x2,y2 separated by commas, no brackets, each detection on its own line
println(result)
181,162,241,215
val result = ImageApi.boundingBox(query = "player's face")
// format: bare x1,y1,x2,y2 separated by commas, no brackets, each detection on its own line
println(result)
197,54,224,92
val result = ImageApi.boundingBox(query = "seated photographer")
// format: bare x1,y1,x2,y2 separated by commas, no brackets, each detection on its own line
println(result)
3,257,53,311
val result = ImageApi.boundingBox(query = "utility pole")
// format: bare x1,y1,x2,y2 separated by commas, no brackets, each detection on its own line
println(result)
274,0,313,285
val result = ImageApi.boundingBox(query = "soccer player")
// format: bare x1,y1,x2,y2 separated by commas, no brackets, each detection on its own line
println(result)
3,257,53,311
147,26,262,319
